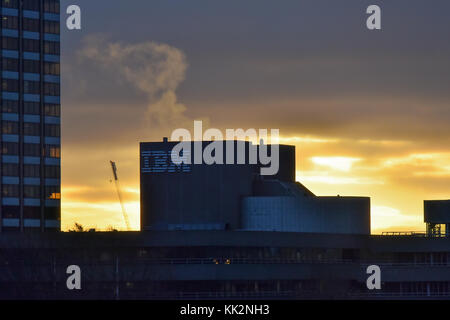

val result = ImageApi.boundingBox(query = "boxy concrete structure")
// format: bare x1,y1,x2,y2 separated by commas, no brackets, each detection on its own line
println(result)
140,139,370,235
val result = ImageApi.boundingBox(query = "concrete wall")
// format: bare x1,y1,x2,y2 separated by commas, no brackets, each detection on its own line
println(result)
140,141,257,230
140,141,297,231
241,196,370,235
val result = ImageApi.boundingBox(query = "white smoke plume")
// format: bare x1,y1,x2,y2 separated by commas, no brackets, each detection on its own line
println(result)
78,35,194,130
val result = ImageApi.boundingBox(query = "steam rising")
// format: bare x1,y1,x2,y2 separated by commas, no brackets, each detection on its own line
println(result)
79,35,191,129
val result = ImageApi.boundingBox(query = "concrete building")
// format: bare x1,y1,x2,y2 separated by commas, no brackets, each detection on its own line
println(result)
140,139,370,235
0,0,61,232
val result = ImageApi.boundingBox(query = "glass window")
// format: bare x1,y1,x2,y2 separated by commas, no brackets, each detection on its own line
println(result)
44,145,60,158
2,37,19,50
24,207,41,219
2,15,18,29
44,104,60,117
44,0,59,13
44,206,60,220
2,100,19,113
2,185,19,198
24,80,40,94
24,164,41,177
44,62,60,75
2,206,19,219
44,20,59,34
45,165,60,178
24,143,41,156
2,163,19,176
23,59,41,73
45,186,61,200
2,142,19,155
24,186,40,199
22,18,40,32
24,122,41,136
44,41,59,55
2,58,19,71
23,39,40,52
23,0,40,11
45,124,60,137
2,121,19,134
44,82,60,96
2,0,19,9
2,79,19,92
24,102,40,114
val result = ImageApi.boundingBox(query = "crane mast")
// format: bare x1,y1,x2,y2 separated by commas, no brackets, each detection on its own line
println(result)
110,161,131,231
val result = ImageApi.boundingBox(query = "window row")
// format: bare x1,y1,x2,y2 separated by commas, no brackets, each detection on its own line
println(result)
3,17,47,32
2,185,61,199
1,124,60,137
2,37,60,55
2,163,60,178
1,206,60,220
3,37,38,51
3,57,59,73
2,79,61,93
10,18,60,34
1,100,60,116
1,0,60,13
2,142,60,157
2,122,41,135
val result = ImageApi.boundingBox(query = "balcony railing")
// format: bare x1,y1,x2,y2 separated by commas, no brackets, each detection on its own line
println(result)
381,231,448,237
1,257,450,267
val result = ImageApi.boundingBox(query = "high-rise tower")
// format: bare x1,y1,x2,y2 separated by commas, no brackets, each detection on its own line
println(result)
0,0,60,232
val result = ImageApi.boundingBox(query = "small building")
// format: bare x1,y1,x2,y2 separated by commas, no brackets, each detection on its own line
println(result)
425,200,450,237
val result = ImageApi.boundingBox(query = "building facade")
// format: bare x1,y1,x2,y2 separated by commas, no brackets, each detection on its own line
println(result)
140,139,370,234
0,0,61,232
1,230,450,300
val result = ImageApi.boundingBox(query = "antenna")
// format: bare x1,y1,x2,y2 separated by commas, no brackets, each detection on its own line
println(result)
110,161,131,231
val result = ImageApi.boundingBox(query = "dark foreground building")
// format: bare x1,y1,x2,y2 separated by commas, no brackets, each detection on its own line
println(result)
0,139,449,300
1,229,450,300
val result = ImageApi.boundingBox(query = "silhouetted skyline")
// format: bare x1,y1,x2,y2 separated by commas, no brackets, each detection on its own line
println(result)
60,0,450,232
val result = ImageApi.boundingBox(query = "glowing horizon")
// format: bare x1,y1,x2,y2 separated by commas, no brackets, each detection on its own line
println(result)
60,134,446,234
59,1,450,234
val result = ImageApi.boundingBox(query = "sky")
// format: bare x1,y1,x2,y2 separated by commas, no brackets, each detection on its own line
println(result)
60,0,450,233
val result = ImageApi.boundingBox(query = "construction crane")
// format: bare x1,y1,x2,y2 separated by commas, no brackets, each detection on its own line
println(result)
110,161,131,231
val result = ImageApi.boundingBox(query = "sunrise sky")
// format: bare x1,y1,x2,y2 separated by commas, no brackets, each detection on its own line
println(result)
60,0,450,233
